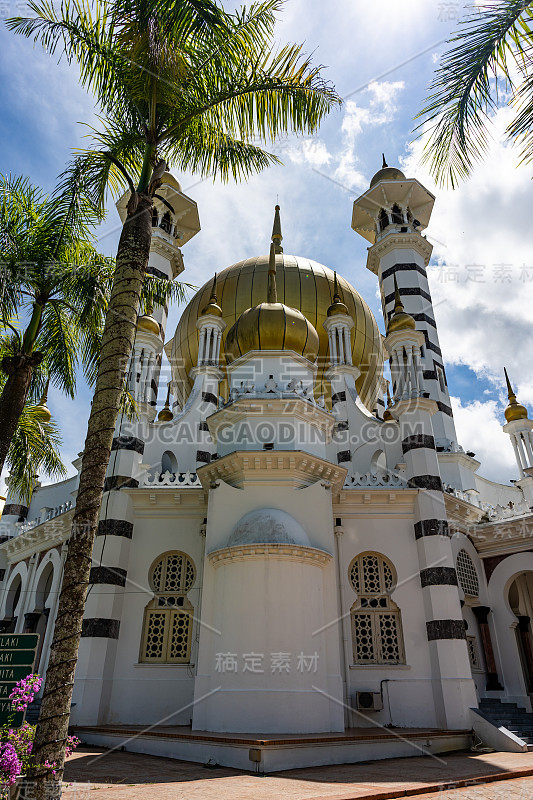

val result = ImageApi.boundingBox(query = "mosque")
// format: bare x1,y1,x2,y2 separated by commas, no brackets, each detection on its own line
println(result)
1,162,533,770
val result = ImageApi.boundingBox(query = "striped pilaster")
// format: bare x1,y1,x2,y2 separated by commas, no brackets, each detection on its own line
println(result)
392,397,476,728
73,427,143,724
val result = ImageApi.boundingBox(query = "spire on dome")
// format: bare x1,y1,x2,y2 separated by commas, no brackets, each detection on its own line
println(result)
383,382,393,421
387,274,416,333
267,242,278,304
158,384,174,422
504,367,528,422
271,204,283,254
35,378,51,423
382,153,388,168
201,273,222,317
327,271,349,317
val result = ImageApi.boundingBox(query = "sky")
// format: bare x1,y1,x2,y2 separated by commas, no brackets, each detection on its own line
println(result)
1,0,531,490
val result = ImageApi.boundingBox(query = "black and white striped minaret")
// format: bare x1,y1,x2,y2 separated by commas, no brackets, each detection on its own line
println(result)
351,158,458,452
384,296,476,729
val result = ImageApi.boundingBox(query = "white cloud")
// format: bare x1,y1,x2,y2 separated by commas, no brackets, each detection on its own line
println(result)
451,395,518,483
403,107,533,406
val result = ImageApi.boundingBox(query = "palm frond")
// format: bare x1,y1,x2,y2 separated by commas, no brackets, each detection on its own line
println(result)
6,404,66,504
417,0,533,187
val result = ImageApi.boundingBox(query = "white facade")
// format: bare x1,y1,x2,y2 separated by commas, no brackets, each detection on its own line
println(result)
2,166,533,767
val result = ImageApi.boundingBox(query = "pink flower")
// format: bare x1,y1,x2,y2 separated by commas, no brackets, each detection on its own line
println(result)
0,741,21,786
8,674,42,712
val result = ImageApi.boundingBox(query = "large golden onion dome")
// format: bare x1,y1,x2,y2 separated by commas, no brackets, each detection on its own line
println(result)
169,255,384,411
504,368,529,423
370,155,406,189
225,235,320,363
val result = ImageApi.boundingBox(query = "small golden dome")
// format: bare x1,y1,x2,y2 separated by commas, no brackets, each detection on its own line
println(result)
387,276,416,333
383,408,394,421
201,274,223,317
157,387,174,422
327,272,349,317
35,403,51,423
370,155,406,189
504,368,528,422
35,380,51,423
225,302,320,364
137,314,161,336
158,405,174,422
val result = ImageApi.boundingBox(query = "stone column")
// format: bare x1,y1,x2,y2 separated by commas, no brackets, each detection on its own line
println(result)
472,606,503,691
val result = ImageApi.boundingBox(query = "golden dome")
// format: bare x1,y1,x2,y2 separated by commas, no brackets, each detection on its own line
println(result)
169,255,385,411
137,313,161,336
327,272,349,317
370,155,405,189
226,302,319,363
504,368,528,422
387,276,416,333
157,386,174,422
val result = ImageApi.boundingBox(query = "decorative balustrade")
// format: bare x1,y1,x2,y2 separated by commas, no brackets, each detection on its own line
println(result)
12,501,74,536
140,470,202,488
344,471,408,488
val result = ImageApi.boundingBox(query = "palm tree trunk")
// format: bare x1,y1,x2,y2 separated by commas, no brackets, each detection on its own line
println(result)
0,352,43,477
21,193,153,800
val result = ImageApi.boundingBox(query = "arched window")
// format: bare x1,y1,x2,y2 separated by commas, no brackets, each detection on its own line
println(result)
370,449,387,475
161,451,178,475
456,549,479,597
349,552,405,664
391,204,403,225
160,212,172,234
141,551,195,663
151,207,158,227
378,208,389,232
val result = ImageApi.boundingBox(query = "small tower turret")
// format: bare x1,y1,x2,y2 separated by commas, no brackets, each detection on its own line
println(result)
503,370,533,504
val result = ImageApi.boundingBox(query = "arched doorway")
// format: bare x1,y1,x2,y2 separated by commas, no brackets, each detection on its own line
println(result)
508,573,533,695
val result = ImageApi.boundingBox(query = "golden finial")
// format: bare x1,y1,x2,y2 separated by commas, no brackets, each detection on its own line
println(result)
504,368,528,422
35,378,51,423
157,384,174,422
267,242,278,304
201,273,222,317
271,204,283,254
327,271,349,317
387,274,416,333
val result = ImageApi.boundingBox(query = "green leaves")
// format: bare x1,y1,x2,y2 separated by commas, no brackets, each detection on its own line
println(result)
8,0,340,196
5,402,66,505
417,0,533,187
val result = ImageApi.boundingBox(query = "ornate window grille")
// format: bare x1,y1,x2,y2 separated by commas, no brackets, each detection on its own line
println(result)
456,549,479,597
466,635,482,671
141,551,195,663
349,552,405,665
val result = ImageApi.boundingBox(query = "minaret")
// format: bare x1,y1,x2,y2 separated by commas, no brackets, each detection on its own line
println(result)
502,369,533,506
73,175,200,725
191,276,226,468
384,285,477,730
351,158,458,451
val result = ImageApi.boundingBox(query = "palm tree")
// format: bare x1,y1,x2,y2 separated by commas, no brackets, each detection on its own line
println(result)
0,377,66,505
0,174,186,483
0,172,116,479
8,2,340,794
416,0,533,186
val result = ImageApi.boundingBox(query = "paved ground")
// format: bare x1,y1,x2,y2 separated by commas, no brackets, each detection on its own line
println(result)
61,747,533,799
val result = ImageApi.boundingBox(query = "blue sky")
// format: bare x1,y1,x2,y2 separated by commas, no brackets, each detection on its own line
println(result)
1,0,532,488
